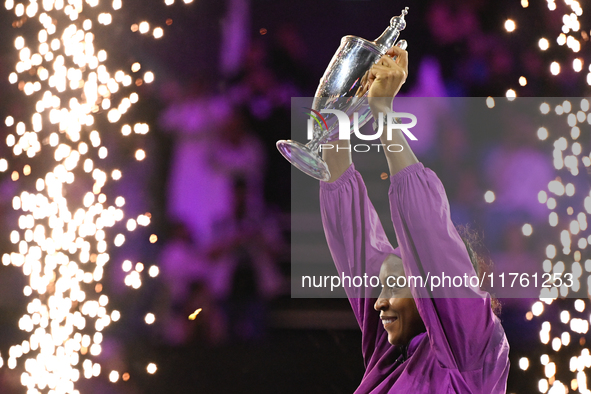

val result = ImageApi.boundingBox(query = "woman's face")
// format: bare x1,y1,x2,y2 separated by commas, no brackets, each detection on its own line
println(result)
374,255,426,346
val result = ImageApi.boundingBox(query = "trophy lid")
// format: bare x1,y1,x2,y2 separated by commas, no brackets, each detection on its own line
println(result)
373,7,408,53
390,7,408,31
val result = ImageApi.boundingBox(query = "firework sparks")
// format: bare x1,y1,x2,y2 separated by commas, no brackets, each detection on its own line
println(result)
0,0,188,391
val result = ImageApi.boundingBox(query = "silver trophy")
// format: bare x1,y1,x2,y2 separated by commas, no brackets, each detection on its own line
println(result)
276,8,409,181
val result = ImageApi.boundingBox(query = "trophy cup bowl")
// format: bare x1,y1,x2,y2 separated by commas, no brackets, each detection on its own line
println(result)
277,8,408,181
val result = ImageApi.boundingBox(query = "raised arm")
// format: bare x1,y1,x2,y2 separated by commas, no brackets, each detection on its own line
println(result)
366,45,507,371
318,45,417,363
366,45,418,176
322,136,352,182
389,164,505,371
319,164,399,367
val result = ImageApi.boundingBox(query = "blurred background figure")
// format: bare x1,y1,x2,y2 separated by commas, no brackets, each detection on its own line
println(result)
208,107,266,219
160,81,234,248
158,222,218,346
208,176,285,343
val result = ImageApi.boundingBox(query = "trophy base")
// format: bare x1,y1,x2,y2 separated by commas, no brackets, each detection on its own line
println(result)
276,140,331,182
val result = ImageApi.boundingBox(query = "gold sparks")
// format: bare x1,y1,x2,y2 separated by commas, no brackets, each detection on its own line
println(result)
0,0,168,390
188,308,202,320
523,97,591,392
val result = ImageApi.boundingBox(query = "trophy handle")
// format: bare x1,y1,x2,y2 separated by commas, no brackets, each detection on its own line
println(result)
276,140,331,181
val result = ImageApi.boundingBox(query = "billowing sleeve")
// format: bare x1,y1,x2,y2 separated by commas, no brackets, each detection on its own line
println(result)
388,162,505,371
319,163,398,364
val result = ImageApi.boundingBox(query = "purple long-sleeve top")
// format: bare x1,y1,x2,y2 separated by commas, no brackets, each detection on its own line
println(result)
319,162,509,393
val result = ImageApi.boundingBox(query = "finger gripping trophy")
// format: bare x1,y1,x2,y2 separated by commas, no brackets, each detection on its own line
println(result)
276,8,409,181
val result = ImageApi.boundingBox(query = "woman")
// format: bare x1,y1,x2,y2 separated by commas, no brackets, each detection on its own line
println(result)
319,45,509,393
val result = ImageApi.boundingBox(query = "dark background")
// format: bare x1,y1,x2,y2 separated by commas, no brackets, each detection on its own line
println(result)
0,0,590,393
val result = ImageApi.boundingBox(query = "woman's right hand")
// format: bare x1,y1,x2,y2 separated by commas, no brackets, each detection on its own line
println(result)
367,45,409,116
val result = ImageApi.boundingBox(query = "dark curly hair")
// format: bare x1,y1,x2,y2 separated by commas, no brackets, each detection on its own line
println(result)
456,224,502,316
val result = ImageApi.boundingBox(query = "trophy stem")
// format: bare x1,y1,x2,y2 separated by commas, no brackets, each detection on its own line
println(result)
276,139,331,181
